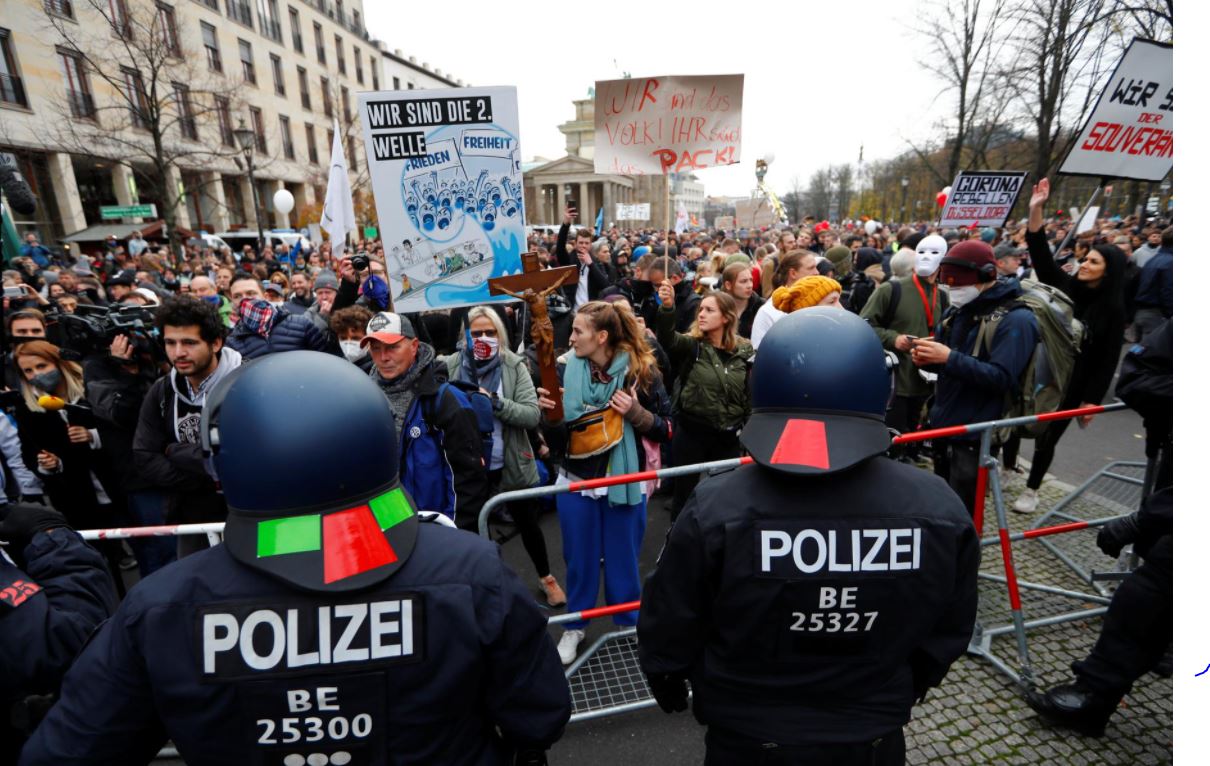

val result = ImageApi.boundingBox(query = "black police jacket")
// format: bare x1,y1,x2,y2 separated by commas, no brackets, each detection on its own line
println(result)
21,520,571,765
638,457,980,744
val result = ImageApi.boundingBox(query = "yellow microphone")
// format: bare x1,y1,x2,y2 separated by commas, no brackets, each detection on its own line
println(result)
37,394,66,411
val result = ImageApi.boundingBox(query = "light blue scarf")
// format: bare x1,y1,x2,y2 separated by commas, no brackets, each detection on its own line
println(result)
562,351,642,507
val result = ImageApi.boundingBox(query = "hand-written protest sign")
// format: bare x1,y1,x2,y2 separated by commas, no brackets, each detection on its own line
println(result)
594,74,743,175
359,86,526,313
938,171,1028,229
615,203,651,221
1059,39,1172,181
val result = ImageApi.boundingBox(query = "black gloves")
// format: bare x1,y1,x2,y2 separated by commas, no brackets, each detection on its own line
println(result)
645,672,689,714
0,506,69,553
1096,513,1141,558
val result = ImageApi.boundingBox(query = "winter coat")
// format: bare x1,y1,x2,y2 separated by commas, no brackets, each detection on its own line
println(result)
926,280,1040,441
737,294,765,341
84,355,160,493
225,309,338,361
655,305,754,433
555,223,612,306
860,276,948,398
441,348,541,492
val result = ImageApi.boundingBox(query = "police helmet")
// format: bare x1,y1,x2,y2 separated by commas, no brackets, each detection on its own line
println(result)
741,308,891,475
203,351,418,593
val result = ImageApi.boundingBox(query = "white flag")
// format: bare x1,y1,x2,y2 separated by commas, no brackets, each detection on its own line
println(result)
321,123,355,259
674,202,689,234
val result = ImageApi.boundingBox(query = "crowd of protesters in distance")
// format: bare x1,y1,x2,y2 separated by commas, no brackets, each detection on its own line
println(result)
2,186,1172,665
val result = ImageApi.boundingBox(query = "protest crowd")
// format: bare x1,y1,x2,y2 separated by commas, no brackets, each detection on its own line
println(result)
1,178,1173,764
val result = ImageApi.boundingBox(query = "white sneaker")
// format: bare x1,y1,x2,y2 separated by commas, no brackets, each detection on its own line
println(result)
557,629,584,665
1012,488,1039,514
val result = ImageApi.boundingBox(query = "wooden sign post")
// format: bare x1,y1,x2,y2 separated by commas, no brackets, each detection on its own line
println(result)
488,252,577,423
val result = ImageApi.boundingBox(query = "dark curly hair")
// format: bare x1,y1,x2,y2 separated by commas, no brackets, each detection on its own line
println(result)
155,296,225,343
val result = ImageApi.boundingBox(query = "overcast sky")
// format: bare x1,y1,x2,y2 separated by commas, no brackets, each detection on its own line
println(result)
363,0,948,197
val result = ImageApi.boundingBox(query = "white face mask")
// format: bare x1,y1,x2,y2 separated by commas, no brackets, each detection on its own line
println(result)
947,284,982,309
915,235,947,277
340,340,367,362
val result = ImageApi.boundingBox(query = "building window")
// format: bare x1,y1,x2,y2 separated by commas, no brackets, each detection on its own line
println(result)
250,106,267,154
288,6,302,53
107,0,131,37
270,53,284,96
239,39,256,84
121,66,150,129
351,8,360,33
407,82,415,90
157,3,181,57
334,0,344,25
297,66,310,110
334,35,345,76
326,128,334,162
392,76,399,90
257,0,281,43
45,0,74,20
216,95,234,146
370,58,377,90
0,28,29,108
197,0,218,9
59,50,94,119
305,122,317,163
174,82,197,139
353,46,362,85
201,22,222,72
279,115,294,160
347,136,357,171
340,85,350,122
313,22,325,64
225,0,253,27
320,76,332,117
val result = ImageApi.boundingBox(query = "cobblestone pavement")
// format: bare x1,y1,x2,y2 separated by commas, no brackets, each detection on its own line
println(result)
904,461,1173,765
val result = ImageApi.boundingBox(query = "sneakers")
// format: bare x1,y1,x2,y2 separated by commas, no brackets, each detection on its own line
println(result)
539,575,567,608
557,629,584,665
1012,488,1039,514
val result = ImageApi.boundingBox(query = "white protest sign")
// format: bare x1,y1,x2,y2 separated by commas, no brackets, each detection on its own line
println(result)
1058,39,1172,181
594,74,743,175
358,86,526,313
1075,206,1100,235
615,203,651,221
714,215,735,230
938,171,1028,228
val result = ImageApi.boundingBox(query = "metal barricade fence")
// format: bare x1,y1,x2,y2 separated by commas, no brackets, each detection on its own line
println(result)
75,402,1139,727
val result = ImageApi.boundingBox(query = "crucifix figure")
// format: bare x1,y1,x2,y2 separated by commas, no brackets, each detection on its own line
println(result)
488,252,577,422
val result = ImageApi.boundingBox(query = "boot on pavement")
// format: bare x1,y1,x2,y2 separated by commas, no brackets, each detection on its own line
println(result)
1025,682,1120,737
539,575,567,608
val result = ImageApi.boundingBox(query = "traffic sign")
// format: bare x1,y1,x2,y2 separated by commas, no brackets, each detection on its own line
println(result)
100,204,157,219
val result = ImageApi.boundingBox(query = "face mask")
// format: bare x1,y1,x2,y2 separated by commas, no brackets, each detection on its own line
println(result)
30,368,63,393
340,340,367,362
947,285,982,309
472,335,499,361
914,235,947,277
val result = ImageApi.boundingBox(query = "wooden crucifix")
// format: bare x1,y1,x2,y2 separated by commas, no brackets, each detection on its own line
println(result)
488,252,578,422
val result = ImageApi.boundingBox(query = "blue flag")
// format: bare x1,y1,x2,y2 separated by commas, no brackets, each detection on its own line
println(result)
594,207,604,237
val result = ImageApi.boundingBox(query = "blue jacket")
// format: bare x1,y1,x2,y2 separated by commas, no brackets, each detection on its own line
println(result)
19,243,52,268
1134,247,1172,316
928,280,1040,440
226,310,338,361
19,522,571,765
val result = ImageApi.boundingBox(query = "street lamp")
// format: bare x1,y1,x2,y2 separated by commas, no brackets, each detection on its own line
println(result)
900,176,910,223
232,117,265,255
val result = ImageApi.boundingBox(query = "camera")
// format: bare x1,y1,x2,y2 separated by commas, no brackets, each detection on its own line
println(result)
53,303,163,362
350,253,370,272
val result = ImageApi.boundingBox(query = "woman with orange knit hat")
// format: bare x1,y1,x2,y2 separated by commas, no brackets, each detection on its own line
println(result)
771,274,844,313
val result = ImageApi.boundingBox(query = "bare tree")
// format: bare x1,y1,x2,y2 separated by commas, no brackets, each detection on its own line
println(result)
43,0,247,253
914,0,1010,183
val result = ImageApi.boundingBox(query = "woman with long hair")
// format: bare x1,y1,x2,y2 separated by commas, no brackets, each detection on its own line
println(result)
442,306,566,608
12,340,127,589
655,283,754,520
721,262,765,339
1012,178,1129,513
536,301,672,665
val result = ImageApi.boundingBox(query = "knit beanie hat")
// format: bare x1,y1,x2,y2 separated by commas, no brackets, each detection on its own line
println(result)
313,270,339,292
771,275,843,313
824,246,852,278
724,253,752,269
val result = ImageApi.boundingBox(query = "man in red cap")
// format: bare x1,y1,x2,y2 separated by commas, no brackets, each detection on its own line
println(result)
910,240,1039,514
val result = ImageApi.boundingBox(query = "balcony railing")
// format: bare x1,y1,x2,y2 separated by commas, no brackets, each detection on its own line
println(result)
0,73,28,107
67,90,96,119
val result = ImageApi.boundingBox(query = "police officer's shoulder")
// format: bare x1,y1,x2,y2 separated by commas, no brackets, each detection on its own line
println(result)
867,455,972,522
401,522,509,584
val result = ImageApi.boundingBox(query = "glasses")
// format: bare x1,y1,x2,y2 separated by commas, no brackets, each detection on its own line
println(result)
470,329,497,338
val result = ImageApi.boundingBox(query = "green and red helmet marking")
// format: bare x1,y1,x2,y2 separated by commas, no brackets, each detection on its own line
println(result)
255,487,414,584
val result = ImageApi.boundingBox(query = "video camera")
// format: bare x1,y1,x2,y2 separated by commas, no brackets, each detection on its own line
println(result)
50,303,163,362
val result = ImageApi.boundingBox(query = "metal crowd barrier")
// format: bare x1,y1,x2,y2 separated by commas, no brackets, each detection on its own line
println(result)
76,402,1140,730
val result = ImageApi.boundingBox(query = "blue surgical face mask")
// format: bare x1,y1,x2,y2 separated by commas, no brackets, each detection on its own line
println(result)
30,368,63,393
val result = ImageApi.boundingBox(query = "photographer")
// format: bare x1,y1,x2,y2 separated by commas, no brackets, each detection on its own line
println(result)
331,252,393,313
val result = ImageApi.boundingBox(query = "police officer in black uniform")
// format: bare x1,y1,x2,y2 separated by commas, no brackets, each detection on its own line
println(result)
638,308,980,765
1,506,118,759
21,351,571,765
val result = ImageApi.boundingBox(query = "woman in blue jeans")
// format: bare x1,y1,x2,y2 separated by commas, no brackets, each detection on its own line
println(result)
536,300,672,665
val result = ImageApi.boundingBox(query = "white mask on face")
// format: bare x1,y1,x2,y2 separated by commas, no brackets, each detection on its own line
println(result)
915,235,947,277
947,284,982,309
340,340,367,362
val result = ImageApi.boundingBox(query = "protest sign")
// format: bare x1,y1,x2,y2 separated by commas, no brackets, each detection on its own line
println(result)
615,203,651,221
1058,39,1172,181
714,215,735,230
593,75,743,175
358,86,525,312
937,171,1028,228
735,198,778,229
